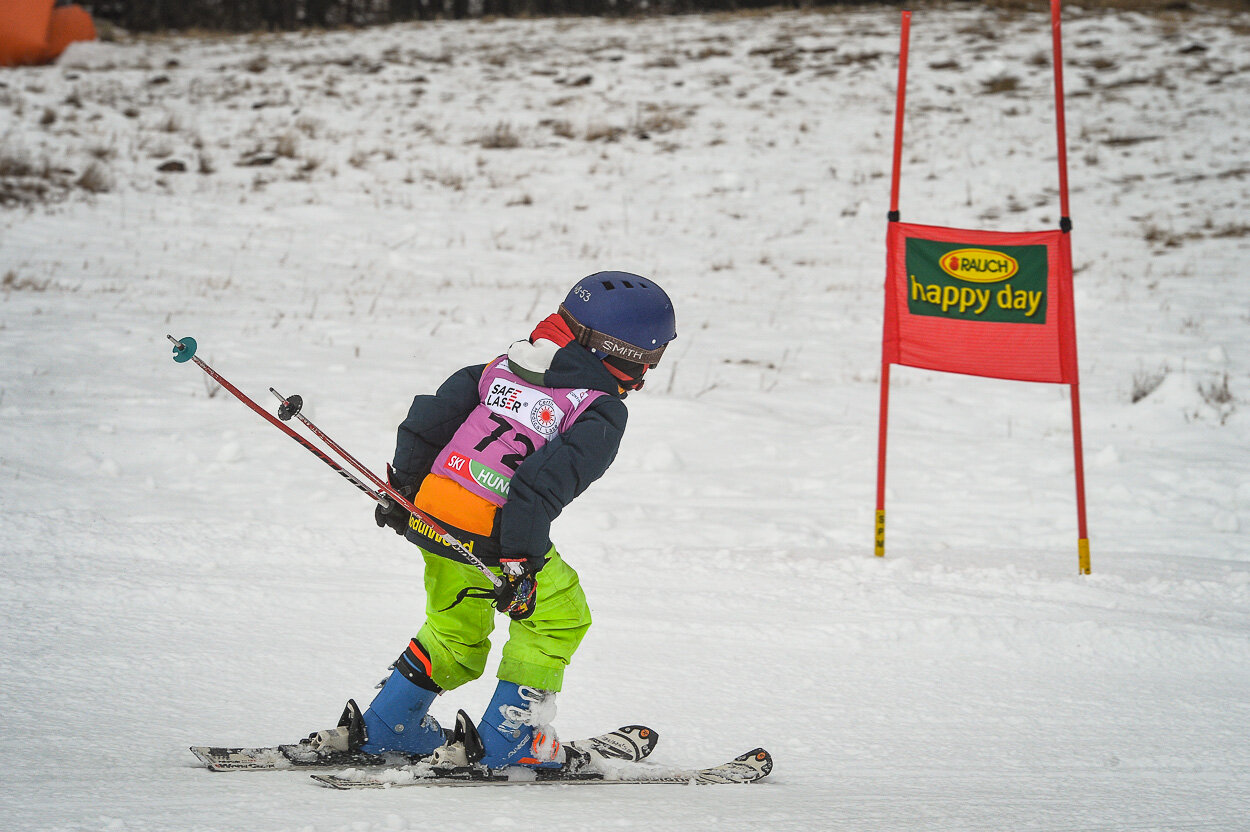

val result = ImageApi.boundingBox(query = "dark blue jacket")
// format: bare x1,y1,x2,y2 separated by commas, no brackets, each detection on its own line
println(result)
390,342,627,564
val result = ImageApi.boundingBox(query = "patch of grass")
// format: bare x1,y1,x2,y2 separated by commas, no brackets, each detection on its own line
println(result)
690,47,732,61
1211,223,1250,239
0,152,38,179
295,115,322,138
478,122,521,149
634,106,689,137
643,55,680,69
1131,366,1168,403
275,131,299,159
0,150,68,205
2,270,50,292
584,123,626,143
1103,135,1163,147
76,162,111,194
1142,223,1195,249
543,119,575,139
1200,373,1233,406
981,74,1021,94
834,51,883,66
423,169,465,190
290,156,320,182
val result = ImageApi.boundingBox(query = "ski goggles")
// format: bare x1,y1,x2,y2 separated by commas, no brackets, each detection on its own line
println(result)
557,305,669,366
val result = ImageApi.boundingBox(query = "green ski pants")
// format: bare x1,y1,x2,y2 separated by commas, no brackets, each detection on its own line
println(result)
415,546,592,693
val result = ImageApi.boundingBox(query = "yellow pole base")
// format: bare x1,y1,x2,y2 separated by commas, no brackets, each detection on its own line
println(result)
875,510,886,557
1078,538,1091,574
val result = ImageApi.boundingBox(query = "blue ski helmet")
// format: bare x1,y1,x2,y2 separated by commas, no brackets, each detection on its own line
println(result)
558,272,677,366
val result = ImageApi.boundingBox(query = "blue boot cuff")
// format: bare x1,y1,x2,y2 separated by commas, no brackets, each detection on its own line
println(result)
361,668,443,755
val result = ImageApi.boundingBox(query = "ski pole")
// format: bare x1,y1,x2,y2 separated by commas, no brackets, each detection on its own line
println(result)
267,386,502,588
166,335,502,589
269,387,391,495
167,335,384,503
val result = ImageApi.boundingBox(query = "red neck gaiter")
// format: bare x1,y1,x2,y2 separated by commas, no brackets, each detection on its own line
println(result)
530,313,575,347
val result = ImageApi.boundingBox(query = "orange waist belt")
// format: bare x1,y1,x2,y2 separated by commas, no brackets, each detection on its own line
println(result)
415,473,498,536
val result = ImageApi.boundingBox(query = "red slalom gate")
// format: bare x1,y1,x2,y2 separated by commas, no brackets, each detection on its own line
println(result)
873,2,1091,574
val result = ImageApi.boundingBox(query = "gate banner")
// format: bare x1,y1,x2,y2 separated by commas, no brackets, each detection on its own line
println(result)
882,221,1078,384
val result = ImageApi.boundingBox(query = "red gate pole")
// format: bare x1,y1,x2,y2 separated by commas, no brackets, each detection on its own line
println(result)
887,10,912,225
876,10,911,558
1051,0,1072,229
1071,384,1091,573
1051,0,1090,573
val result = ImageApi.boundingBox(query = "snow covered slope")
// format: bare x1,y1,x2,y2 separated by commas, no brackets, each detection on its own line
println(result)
2,5,1248,830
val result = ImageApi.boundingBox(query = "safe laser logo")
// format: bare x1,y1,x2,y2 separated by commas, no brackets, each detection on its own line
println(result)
905,238,1048,324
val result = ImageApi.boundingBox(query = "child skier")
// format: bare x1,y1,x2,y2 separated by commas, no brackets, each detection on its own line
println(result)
310,272,676,771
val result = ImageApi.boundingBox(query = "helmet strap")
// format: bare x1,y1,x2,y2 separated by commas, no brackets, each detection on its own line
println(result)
557,305,667,366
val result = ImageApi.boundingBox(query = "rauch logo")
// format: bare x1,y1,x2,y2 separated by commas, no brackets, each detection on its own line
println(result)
939,248,1019,283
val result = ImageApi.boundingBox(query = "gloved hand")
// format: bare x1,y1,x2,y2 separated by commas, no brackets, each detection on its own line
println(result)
374,492,414,535
494,558,539,620
374,466,416,536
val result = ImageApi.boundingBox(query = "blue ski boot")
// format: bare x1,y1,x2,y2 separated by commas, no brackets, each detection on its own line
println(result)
301,641,445,759
431,681,564,770
355,666,446,755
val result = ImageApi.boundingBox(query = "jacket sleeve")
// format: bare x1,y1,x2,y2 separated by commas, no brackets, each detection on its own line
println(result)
390,364,485,489
499,396,628,561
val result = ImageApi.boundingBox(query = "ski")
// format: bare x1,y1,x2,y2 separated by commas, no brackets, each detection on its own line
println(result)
191,724,656,773
310,746,772,789
190,744,427,772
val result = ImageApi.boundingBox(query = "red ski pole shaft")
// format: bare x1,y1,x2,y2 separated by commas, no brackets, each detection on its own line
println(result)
267,387,502,587
167,336,500,587
269,387,388,493
167,336,381,501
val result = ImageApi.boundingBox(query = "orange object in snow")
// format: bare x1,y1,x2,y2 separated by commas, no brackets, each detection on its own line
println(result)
42,4,96,63
0,0,96,67
0,0,55,67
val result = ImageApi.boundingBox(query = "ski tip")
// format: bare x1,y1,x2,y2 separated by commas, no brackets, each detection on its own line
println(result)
310,774,350,790
189,746,221,771
739,748,773,778
620,725,659,752
168,335,197,363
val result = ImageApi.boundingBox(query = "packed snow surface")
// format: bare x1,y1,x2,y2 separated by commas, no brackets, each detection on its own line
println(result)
2,5,1249,830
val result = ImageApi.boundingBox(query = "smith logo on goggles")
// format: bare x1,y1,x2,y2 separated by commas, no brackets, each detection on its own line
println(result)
558,305,668,365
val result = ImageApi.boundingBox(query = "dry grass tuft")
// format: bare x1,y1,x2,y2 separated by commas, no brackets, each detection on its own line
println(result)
584,123,627,143
76,162,112,194
1131,366,1168,403
2,270,51,292
478,122,522,149
981,74,1022,94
